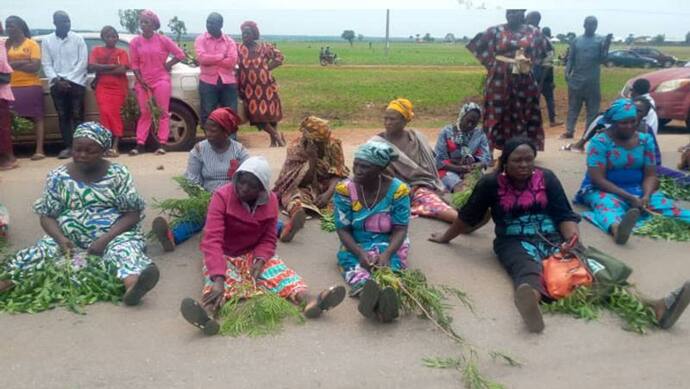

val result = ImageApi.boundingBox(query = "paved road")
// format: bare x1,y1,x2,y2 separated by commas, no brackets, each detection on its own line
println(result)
1,131,689,388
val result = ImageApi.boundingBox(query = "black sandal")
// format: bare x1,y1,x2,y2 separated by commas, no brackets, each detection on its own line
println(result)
304,285,346,319
180,297,220,336
514,283,544,333
376,287,400,323
123,264,160,306
615,208,640,245
357,279,380,318
659,281,690,330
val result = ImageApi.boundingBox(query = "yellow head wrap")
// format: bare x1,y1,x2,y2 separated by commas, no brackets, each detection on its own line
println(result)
300,116,331,142
386,98,415,122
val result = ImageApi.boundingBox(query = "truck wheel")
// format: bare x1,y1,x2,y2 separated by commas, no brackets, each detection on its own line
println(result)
167,101,198,151
320,59,328,66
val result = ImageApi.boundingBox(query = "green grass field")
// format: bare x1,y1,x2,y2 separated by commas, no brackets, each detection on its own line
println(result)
198,41,688,129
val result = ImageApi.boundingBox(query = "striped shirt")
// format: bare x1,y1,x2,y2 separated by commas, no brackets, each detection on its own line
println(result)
184,139,250,192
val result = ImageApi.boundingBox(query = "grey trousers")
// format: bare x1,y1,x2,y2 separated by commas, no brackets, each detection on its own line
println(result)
566,85,601,135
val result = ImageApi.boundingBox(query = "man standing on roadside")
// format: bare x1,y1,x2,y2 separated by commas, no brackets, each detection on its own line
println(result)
194,12,239,126
41,11,87,159
562,16,612,139
526,11,561,127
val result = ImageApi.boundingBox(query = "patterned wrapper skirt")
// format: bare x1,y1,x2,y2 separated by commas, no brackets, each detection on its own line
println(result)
202,253,307,300
410,187,454,218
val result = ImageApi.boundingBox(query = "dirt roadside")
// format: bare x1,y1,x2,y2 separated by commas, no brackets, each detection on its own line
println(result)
0,130,689,389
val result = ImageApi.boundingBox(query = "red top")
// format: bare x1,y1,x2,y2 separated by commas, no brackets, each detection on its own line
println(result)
88,46,129,91
201,183,279,277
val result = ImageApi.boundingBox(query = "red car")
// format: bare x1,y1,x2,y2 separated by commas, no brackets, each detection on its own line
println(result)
623,68,690,129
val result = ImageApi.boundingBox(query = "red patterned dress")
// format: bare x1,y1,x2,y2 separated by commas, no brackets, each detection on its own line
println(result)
238,42,284,125
467,24,547,150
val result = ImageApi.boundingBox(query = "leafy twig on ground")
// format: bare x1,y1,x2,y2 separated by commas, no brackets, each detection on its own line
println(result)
320,208,336,232
218,290,304,337
659,177,690,201
635,215,690,242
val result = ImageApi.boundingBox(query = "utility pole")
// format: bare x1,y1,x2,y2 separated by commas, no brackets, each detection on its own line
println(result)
385,9,390,57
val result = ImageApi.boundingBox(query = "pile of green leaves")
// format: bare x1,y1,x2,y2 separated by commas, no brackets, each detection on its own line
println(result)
451,167,483,209
0,252,124,314
635,215,690,242
320,208,336,232
120,93,140,127
154,177,212,227
218,291,304,337
10,112,34,136
542,285,658,334
659,177,690,201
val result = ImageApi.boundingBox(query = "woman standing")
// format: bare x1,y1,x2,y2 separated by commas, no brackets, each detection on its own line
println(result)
0,122,159,306
467,9,547,151
129,10,186,156
434,102,491,192
4,16,44,161
88,26,129,157
333,141,410,322
0,21,16,170
238,21,285,147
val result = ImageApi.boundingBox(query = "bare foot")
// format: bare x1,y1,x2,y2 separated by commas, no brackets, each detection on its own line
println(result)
0,279,14,293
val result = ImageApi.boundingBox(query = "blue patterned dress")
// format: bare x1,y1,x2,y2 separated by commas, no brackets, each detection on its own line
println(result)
575,132,690,233
7,163,151,280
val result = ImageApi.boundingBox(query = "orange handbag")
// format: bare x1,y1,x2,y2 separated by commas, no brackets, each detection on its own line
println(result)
542,235,593,300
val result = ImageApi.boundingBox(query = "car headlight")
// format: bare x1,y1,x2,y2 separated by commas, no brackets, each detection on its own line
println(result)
655,79,690,93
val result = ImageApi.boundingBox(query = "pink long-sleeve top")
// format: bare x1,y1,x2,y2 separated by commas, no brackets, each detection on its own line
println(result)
194,32,238,85
129,33,186,84
201,183,279,277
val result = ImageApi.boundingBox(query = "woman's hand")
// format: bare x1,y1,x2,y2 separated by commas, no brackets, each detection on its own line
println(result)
314,192,331,209
201,277,226,312
56,236,75,254
87,236,110,256
250,257,266,280
640,195,651,209
357,252,376,270
376,252,391,267
628,196,643,209
428,232,450,244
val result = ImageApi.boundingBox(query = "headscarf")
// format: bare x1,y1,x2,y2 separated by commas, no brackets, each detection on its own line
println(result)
233,156,271,209
598,98,637,126
354,141,399,168
139,10,161,30
240,21,260,40
498,136,537,173
73,122,113,150
387,98,415,122
300,116,331,142
456,102,482,130
207,108,241,135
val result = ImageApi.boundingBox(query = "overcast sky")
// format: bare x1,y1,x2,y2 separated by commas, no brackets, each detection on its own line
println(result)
4,0,690,40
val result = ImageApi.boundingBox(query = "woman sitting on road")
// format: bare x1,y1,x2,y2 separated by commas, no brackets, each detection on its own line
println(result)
434,102,491,192
333,141,410,322
151,108,250,252
574,99,690,245
429,136,690,333
371,98,457,223
273,116,350,242
0,122,159,306
179,157,345,335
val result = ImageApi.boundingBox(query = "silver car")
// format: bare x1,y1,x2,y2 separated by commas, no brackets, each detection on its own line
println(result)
15,32,201,151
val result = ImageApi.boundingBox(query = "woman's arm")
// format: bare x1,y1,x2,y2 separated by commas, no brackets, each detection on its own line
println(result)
336,227,369,265
39,215,71,247
381,225,407,257
87,212,140,255
429,217,476,243
641,165,657,202
8,59,40,73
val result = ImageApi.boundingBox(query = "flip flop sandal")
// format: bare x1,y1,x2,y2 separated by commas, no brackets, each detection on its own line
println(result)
514,283,544,333
615,208,640,245
30,153,45,161
105,149,120,158
154,148,167,155
304,285,346,319
659,281,690,330
376,287,400,323
123,264,160,306
357,279,381,318
280,208,307,243
152,216,175,252
180,297,220,335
